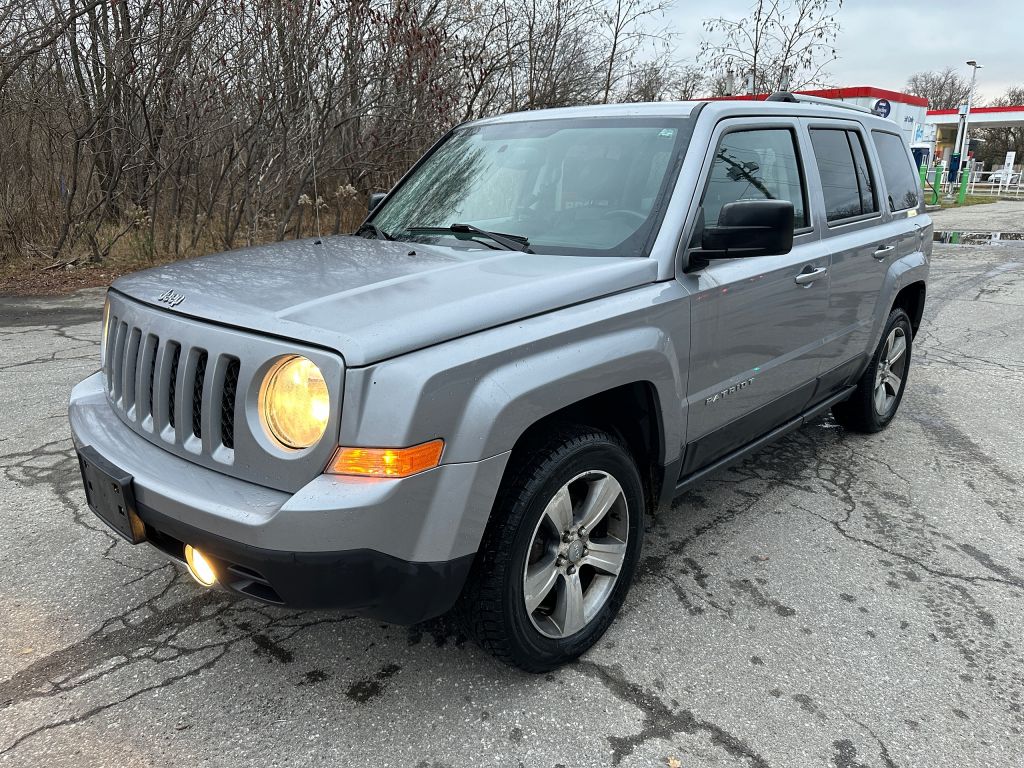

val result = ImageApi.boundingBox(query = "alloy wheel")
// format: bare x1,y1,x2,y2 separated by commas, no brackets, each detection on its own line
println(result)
522,470,629,639
873,326,908,415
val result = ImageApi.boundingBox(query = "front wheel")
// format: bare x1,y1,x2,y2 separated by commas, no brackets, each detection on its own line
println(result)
458,427,645,672
832,307,913,433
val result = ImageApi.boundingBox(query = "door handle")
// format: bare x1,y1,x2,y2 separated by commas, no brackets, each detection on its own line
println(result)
794,267,827,285
873,245,896,260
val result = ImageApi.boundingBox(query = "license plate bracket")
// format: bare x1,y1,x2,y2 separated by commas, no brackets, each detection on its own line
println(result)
77,446,145,544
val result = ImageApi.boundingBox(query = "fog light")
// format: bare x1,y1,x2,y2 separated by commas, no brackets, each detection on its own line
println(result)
184,545,217,586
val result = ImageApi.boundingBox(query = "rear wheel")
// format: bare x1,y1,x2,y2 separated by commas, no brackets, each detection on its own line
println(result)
833,308,913,433
458,427,644,672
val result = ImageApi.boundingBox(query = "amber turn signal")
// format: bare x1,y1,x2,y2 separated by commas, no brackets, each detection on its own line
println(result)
327,439,444,478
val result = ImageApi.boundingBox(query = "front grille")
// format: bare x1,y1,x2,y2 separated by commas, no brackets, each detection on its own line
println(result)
103,313,238,458
144,335,158,419
221,358,239,449
192,352,207,438
100,292,343,493
167,344,181,429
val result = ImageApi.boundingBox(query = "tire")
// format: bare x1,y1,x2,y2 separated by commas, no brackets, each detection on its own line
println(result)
832,308,913,433
458,426,645,672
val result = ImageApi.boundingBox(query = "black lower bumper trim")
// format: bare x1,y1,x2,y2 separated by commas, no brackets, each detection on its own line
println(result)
137,503,474,625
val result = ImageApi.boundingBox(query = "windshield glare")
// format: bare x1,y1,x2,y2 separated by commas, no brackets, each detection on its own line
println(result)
371,117,691,256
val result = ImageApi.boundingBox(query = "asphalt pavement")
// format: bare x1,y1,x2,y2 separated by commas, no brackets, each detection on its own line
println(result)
1,214,1023,767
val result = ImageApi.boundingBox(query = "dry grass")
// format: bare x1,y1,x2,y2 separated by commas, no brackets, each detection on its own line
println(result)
933,194,999,209
0,251,183,297
0,221,306,297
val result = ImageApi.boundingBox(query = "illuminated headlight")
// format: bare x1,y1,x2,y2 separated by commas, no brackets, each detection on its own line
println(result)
259,356,330,449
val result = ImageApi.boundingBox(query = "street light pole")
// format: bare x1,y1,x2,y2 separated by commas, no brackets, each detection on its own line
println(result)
959,60,983,161
947,60,982,199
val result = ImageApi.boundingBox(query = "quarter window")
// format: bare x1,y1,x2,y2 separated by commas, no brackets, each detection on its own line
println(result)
872,131,920,211
701,129,807,229
810,128,877,222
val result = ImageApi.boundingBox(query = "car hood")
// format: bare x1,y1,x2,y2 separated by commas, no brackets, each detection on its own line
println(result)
111,236,658,366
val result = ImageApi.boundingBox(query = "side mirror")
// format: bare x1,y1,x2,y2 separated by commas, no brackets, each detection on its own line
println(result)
700,199,794,259
368,191,387,212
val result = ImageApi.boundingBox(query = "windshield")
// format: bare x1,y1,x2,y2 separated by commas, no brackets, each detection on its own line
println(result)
371,117,692,257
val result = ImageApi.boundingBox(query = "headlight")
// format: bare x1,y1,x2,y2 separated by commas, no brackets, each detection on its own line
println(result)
259,356,330,449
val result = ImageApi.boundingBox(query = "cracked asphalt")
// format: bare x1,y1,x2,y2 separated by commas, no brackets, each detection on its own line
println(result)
2,232,1023,767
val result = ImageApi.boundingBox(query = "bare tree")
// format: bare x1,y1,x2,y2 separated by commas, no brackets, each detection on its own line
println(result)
618,57,705,103
904,67,971,110
0,0,104,93
598,0,670,104
698,0,842,96
973,86,1024,169
0,0,685,268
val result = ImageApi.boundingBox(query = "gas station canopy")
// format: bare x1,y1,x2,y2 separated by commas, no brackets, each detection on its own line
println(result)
926,106,1024,130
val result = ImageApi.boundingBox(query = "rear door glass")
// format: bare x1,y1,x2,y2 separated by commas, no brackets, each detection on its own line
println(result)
810,128,876,222
872,131,920,211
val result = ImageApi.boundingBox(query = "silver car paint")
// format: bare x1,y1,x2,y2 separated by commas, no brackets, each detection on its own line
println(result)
110,235,660,368
69,99,930,567
102,290,345,494
680,115,829,443
340,281,689,465
70,372,510,560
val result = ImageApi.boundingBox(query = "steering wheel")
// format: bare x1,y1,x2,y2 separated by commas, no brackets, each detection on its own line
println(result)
602,209,647,226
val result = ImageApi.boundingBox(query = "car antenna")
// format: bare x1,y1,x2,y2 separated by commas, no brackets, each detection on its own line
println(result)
307,77,323,244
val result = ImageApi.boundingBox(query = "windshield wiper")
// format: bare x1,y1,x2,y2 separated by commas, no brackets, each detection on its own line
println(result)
404,223,532,253
354,222,395,241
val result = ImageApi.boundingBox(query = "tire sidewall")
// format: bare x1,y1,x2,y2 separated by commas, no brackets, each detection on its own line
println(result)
502,436,645,666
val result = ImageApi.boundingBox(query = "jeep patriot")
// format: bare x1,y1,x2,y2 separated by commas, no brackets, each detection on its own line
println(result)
70,94,930,671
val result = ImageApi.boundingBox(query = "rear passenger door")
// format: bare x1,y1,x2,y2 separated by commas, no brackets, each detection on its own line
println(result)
681,119,827,475
801,119,888,386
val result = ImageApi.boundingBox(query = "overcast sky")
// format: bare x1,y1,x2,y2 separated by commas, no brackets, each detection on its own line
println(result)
664,0,1021,103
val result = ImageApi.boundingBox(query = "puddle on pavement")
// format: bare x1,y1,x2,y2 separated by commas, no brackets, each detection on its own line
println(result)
933,231,1024,245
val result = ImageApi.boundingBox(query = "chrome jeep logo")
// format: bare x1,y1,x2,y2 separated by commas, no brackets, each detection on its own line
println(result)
156,289,185,307
706,377,754,405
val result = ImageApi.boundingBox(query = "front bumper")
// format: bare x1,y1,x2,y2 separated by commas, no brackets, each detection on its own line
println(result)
69,372,509,623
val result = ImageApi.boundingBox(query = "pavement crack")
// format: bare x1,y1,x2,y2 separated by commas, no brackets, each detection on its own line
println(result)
843,714,900,768
1,643,232,756
0,591,355,755
801,505,1024,592
575,660,770,767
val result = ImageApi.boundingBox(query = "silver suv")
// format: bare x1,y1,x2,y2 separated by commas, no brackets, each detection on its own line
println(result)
70,95,930,671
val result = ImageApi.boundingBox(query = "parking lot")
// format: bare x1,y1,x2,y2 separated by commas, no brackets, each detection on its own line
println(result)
2,207,1023,766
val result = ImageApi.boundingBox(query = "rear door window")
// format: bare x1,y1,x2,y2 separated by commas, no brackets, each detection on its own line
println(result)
872,131,920,211
810,128,877,222
701,128,807,229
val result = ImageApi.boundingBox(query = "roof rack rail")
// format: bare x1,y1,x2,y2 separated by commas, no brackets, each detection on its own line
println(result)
766,91,874,114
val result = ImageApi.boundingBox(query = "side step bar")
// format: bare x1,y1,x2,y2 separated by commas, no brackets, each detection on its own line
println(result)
673,385,856,497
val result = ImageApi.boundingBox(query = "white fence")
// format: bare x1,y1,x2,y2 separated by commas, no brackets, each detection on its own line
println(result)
965,176,1024,198
922,164,1024,200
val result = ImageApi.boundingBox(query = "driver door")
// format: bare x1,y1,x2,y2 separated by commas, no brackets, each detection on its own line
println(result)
679,119,830,475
